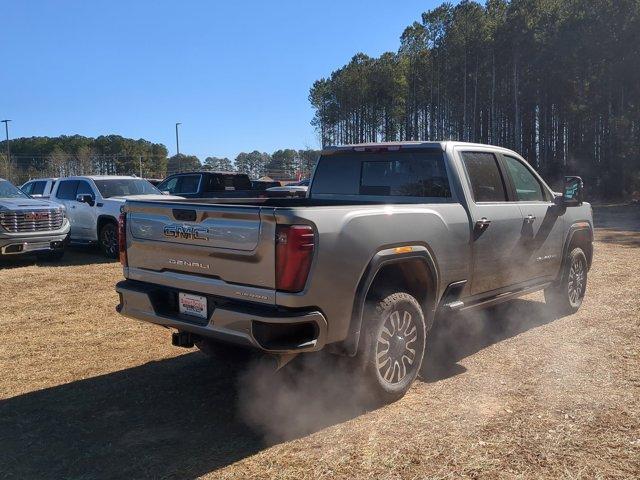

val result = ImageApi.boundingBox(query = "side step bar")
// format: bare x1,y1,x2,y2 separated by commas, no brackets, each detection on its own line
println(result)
441,281,552,313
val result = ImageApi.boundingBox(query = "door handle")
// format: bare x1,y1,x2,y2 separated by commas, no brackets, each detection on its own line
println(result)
475,217,491,231
524,214,536,224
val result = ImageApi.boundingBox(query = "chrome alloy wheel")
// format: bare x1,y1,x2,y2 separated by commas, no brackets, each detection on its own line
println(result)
567,256,586,306
101,225,118,257
376,310,418,384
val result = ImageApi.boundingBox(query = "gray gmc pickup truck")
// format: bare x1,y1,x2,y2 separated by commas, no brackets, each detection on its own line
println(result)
0,178,69,259
116,141,593,402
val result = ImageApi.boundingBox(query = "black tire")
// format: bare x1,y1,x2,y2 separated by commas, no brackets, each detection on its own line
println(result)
99,222,119,259
37,250,65,262
544,247,588,315
357,292,427,404
195,339,254,363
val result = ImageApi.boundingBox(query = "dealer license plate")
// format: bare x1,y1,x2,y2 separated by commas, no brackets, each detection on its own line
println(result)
178,292,208,319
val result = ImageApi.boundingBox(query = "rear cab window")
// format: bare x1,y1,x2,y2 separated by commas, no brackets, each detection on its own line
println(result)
31,181,46,196
311,150,452,200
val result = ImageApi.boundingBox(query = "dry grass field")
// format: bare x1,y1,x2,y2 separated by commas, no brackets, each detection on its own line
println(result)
0,205,638,479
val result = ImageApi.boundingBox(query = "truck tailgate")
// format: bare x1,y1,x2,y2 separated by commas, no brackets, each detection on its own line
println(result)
123,200,277,297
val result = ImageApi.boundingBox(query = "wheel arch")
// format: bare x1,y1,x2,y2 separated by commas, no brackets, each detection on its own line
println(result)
341,245,439,357
97,215,118,241
562,223,593,272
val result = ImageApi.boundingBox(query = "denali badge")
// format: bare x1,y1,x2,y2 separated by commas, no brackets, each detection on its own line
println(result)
163,224,209,241
168,259,210,270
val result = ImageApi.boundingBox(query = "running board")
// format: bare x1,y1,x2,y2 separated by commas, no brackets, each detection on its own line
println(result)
443,282,552,312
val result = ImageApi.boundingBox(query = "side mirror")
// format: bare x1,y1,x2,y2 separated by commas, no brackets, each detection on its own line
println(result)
561,176,583,207
76,193,95,206
161,190,170,195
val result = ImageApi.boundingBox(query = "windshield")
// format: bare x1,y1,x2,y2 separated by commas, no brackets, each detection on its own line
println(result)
0,180,30,199
93,179,160,198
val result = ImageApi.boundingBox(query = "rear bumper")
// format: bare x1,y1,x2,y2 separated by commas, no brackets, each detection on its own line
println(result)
0,231,69,255
115,279,328,354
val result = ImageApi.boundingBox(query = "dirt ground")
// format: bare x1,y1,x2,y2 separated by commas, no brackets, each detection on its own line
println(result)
0,205,638,479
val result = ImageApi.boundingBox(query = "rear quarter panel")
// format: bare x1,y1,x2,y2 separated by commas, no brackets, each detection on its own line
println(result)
275,203,471,343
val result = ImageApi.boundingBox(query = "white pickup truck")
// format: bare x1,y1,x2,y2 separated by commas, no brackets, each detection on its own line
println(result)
47,176,180,258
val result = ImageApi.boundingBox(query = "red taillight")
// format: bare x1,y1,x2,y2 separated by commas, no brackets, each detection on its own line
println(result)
275,225,314,292
118,212,127,267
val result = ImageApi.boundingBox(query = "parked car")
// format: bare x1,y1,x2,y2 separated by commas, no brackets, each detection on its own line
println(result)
0,178,69,260
48,175,180,258
20,178,59,199
157,171,255,198
265,179,309,197
116,141,593,403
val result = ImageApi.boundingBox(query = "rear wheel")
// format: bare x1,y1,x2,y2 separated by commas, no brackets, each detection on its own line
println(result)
99,222,118,259
357,292,427,404
544,247,588,315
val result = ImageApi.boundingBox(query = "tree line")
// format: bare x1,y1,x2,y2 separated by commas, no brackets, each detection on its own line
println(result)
309,0,640,197
0,135,319,184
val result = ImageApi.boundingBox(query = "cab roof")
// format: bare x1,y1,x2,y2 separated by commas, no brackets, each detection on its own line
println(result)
321,141,514,155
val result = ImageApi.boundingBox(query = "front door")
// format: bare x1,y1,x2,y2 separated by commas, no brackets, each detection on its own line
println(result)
500,154,564,283
458,150,526,295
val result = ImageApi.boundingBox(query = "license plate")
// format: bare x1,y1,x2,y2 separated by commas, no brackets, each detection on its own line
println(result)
178,292,208,319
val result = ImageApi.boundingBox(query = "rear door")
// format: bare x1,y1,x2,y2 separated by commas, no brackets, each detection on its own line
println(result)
73,180,99,240
124,200,277,294
55,180,81,236
458,149,526,295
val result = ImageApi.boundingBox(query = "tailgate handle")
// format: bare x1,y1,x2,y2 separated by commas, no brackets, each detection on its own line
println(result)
173,209,197,222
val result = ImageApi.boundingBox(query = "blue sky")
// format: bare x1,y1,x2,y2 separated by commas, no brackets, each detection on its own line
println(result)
1,0,440,160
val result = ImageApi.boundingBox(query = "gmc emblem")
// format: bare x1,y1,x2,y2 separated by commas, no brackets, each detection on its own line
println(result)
25,212,50,221
163,224,209,241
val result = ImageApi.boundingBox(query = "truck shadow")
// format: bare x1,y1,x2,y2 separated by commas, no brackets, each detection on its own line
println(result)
0,245,113,269
0,298,557,479
422,298,555,382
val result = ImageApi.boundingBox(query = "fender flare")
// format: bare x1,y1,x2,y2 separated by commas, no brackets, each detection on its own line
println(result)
561,222,593,273
341,245,439,356
97,214,118,237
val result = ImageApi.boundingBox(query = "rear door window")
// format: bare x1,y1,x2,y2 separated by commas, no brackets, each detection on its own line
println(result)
178,175,201,194
461,152,507,202
56,180,79,200
31,181,46,196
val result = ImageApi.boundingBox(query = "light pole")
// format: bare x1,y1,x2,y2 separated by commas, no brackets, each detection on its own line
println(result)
175,122,181,172
1,119,11,179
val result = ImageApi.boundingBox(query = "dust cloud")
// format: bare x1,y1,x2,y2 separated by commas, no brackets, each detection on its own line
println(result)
237,351,375,443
